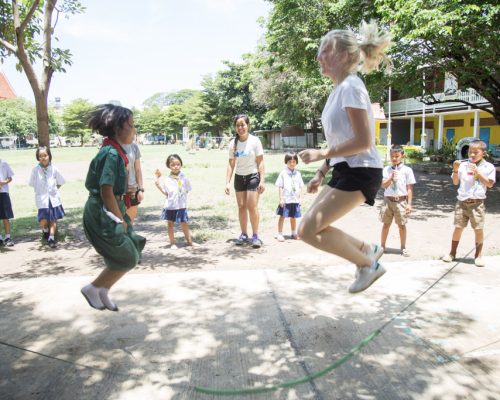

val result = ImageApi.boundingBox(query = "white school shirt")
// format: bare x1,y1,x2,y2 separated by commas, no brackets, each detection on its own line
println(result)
455,160,496,201
28,163,65,209
382,164,416,197
228,134,264,176
275,168,304,204
161,172,192,210
0,160,14,193
321,74,382,169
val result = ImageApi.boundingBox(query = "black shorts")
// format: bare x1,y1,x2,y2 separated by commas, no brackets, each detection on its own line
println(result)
328,162,382,206
234,173,260,192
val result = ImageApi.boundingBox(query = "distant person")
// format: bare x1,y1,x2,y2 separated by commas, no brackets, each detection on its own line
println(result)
28,146,66,249
0,158,15,247
225,114,265,248
379,145,416,256
275,152,304,241
81,104,146,311
298,21,391,293
442,140,496,267
154,153,194,249
123,139,144,224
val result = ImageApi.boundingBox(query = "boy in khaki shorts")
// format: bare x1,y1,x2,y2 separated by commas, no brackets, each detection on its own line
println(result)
442,140,496,267
380,145,416,256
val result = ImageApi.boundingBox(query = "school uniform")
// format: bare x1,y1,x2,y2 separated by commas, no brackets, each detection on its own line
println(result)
160,172,192,223
453,159,496,229
380,163,416,225
275,168,304,218
83,145,146,271
0,160,14,220
28,163,65,221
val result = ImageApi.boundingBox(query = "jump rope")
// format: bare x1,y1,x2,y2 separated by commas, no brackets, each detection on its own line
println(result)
0,226,498,396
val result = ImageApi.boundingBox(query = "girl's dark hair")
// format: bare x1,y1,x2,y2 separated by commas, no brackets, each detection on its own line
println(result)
36,146,52,162
284,152,299,164
232,114,250,157
166,154,183,168
87,104,133,138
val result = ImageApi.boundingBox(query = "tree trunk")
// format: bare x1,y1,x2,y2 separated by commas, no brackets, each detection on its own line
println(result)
34,92,50,147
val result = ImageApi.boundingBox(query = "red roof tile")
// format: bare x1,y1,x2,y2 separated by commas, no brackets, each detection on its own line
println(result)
0,71,17,99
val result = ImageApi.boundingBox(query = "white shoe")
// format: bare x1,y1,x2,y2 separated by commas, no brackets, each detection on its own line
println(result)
356,244,384,278
276,233,285,242
475,257,485,267
349,262,386,293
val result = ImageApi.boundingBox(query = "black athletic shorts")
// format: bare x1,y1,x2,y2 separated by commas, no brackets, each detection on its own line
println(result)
328,162,382,206
234,173,260,192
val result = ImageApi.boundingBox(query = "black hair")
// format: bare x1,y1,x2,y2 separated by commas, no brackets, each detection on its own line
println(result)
166,153,183,168
87,104,133,138
390,144,404,154
284,152,299,164
232,114,250,157
36,146,52,162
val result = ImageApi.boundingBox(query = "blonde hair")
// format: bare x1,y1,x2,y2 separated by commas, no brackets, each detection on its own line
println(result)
320,20,392,74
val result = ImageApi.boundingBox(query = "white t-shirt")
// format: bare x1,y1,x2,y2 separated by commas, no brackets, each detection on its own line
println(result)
122,142,141,188
455,160,496,200
275,168,304,204
161,172,192,210
228,134,264,176
383,164,416,197
0,160,14,194
321,74,382,168
28,163,65,209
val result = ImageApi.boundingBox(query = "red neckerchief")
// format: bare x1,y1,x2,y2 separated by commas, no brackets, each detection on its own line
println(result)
102,137,131,208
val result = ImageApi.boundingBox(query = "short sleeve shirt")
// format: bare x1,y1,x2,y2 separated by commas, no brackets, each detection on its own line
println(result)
228,134,264,176
122,142,141,188
85,145,127,197
275,168,304,204
382,164,416,197
321,74,382,168
0,160,14,193
455,160,496,200
28,164,65,209
161,172,192,210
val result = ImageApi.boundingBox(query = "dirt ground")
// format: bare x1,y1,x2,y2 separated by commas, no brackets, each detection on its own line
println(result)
1,168,499,280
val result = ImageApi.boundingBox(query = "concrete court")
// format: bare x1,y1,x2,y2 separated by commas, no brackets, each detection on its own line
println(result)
0,257,499,400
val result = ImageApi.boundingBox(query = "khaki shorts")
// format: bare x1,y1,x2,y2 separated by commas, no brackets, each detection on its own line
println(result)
454,200,485,229
379,197,408,225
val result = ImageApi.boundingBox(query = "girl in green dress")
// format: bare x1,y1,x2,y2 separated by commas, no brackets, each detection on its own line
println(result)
81,104,146,311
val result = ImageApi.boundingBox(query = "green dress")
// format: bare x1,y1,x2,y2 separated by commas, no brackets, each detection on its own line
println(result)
83,145,146,270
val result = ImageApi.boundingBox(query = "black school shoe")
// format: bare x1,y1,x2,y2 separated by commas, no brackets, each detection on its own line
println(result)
3,238,14,247
48,239,57,249
0,239,3,246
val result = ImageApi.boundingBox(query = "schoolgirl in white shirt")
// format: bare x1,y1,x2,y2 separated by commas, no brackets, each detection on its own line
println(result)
154,154,194,249
0,158,15,246
28,146,65,248
275,152,304,241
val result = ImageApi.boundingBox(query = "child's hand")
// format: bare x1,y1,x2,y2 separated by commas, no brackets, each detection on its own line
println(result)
279,199,285,207
225,183,231,195
154,169,162,178
405,204,412,215
453,160,461,169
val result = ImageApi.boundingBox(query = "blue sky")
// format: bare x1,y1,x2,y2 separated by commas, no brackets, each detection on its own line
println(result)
1,0,271,109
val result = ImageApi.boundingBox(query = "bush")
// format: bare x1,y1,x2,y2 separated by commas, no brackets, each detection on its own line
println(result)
403,145,424,161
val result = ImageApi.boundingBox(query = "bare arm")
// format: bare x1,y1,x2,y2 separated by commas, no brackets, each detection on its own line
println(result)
154,169,167,196
256,155,265,193
406,184,414,215
134,158,144,202
299,107,372,163
225,158,236,195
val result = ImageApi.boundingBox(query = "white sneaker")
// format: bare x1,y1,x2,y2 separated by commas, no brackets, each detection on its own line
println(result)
356,244,384,278
276,233,285,242
475,257,485,267
349,262,386,293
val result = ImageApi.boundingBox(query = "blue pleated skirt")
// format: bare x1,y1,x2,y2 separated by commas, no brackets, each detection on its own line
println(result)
161,208,189,223
38,201,65,222
276,203,301,218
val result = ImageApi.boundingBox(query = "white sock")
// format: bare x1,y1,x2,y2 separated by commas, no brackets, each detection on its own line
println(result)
81,284,104,310
0,235,3,241
48,235,54,241
291,230,297,235
99,288,119,311
5,234,10,239
43,228,49,233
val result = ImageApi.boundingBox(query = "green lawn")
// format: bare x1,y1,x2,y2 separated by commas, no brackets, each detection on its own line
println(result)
1,145,319,241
